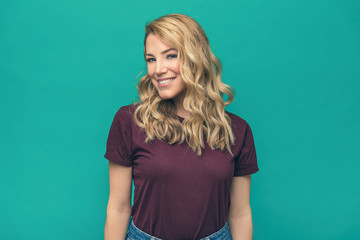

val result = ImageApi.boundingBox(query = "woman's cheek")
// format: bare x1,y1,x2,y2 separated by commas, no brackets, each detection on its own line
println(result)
146,65,154,77
151,79,159,90
174,62,180,73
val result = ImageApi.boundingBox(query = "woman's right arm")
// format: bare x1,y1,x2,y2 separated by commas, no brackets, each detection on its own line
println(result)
104,160,132,240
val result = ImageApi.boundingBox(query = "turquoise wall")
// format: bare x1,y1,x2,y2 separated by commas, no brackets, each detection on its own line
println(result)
1,0,359,239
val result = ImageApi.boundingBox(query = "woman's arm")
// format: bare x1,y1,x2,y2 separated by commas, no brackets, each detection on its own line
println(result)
228,174,253,240
104,161,132,240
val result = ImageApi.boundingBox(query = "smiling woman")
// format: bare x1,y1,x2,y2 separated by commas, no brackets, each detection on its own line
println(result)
104,13,259,240
134,14,237,155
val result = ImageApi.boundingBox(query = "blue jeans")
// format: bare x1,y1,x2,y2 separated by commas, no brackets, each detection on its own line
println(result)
126,218,232,240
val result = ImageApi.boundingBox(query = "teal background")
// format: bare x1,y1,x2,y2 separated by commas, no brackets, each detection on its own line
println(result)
1,0,359,239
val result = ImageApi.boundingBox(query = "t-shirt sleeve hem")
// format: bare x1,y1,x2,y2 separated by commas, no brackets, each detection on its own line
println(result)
234,166,259,176
104,153,132,167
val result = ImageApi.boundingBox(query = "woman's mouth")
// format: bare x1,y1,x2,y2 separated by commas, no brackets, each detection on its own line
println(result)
157,77,176,87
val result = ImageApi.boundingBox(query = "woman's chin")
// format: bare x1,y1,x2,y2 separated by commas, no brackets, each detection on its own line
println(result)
156,88,186,103
157,93,174,100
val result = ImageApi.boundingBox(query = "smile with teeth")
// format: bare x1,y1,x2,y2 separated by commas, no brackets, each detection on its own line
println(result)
158,77,175,84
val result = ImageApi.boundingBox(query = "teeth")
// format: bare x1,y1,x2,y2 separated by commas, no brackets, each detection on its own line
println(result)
159,78,174,84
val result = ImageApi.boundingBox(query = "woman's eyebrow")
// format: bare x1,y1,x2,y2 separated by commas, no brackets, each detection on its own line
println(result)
146,48,177,57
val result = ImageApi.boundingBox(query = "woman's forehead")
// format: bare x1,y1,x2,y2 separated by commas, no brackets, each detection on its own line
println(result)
145,34,176,54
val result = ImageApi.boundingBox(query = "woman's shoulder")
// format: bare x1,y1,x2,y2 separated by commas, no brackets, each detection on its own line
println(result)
225,110,247,124
112,103,139,123
118,103,137,113
225,110,253,133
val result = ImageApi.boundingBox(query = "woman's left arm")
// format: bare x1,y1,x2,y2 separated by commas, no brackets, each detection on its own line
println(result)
228,174,253,240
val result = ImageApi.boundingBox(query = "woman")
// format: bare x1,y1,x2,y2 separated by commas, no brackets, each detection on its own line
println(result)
104,13,259,240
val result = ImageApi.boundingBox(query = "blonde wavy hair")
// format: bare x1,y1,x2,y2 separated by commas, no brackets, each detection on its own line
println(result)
133,13,235,156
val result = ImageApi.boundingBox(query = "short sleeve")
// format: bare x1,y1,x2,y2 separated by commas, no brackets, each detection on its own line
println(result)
104,107,133,166
234,121,259,176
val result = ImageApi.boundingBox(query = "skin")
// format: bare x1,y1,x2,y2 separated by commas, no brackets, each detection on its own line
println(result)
104,161,132,240
228,175,254,240
145,33,189,118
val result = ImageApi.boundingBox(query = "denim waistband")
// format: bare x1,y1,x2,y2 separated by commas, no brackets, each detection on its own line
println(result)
127,218,231,240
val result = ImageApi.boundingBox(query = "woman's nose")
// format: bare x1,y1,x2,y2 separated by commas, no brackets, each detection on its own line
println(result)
155,61,168,75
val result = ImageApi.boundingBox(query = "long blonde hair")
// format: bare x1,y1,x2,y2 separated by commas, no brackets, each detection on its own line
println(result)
133,13,235,156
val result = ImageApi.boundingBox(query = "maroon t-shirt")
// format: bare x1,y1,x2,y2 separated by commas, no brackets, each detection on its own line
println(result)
104,104,259,240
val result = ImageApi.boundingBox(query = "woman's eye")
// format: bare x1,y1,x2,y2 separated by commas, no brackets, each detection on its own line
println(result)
167,54,177,59
146,58,155,62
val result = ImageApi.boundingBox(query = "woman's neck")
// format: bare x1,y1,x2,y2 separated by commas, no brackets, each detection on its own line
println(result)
176,109,190,118
173,92,190,118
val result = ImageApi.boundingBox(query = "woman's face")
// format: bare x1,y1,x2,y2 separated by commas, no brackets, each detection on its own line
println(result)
145,33,186,105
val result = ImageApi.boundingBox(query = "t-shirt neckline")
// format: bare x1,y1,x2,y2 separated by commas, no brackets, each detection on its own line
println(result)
177,115,185,122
